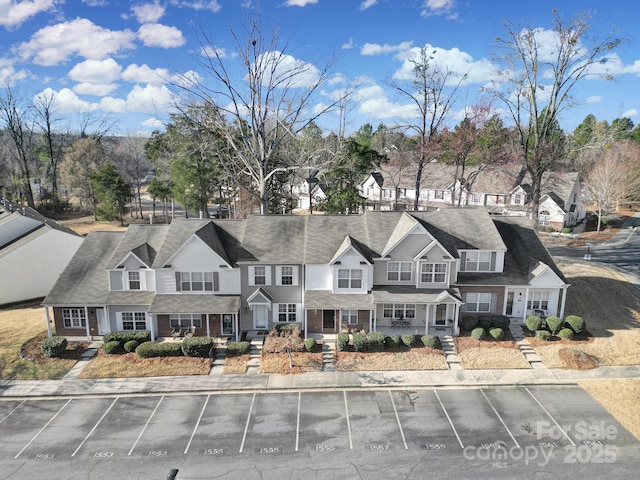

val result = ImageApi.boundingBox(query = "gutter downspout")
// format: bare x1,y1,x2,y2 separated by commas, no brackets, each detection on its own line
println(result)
44,306,52,338
84,306,91,340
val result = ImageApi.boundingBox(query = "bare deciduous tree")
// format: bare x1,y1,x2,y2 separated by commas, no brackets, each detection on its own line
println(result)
388,46,466,210
492,11,622,220
177,17,348,214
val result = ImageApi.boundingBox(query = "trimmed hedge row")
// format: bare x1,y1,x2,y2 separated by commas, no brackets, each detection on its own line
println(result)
525,315,586,339
103,331,151,344
181,337,214,358
135,341,183,358
41,336,68,358
461,315,510,331
226,341,251,356
337,333,444,351
421,335,442,350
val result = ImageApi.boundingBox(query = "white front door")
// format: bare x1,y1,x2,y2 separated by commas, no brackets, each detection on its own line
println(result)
253,305,268,329
96,309,108,335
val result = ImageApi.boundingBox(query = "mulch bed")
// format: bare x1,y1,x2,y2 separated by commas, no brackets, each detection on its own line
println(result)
19,332,91,363
455,329,520,353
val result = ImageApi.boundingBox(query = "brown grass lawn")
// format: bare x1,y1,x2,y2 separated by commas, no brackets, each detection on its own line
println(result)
531,260,640,369
456,333,531,369
0,301,90,380
78,350,211,378
580,379,640,441
223,354,249,374
336,348,448,371
58,215,128,235
259,352,323,375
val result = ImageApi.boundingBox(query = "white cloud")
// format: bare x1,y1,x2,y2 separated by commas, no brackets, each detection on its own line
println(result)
169,0,221,12
68,58,122,83
132,1,165,23
0,0,59,29
360,0,377,10
73,82,119,96
341,38,355,50
138,23,185,48
16,18,136,66
125,84,175,113
361,41,413,56
585,96,601,104
255,51,321,88
142,117,165,128
392,44,498,86
122,63,171,84
200,45,236,59
623,109,638,118
98,96,127,113
34,87,94,114
421,0,457,19
0,58,29,86
284,0,317,6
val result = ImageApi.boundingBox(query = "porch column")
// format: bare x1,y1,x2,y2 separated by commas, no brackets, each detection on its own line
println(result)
206,313,210,337
44,306,52,338
424,304,430,336
304,309,308,340
369,309,372,332
84,306,91,340
559,287,568,319
522,287,530,322
235,312,239,342
149,313,155,341
502,286,509,315
454,304,461,335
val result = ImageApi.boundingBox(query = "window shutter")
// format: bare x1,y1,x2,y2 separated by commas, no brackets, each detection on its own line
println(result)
275,266,282,286
115,312,122,329
490,252,496,271
213,272,219,292
460,252,466,272
175,272,181,291
292,266,298,286
265,266,272,286
248,266,255,286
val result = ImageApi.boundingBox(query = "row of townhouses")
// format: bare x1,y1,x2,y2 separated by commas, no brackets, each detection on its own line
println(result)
43,208,569,342
294,163,586,231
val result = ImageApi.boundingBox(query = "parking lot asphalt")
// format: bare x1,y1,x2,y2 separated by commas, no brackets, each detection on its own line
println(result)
1,386,638,480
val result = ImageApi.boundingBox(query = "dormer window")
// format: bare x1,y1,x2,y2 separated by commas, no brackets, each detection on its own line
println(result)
128,271,141,290
338,269,362,289
465,252,491,272
420,263,446,283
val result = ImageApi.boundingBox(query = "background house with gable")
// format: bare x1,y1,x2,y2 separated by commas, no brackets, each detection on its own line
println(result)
0,200,83,306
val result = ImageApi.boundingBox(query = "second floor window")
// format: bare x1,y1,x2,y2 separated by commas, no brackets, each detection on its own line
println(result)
180,272,214,291
128,271,141,290
421,263,447,283
513,193,523,204
387,261,412,281
254,266,266,285
280,266,293,285
465,251,492,271
338,269,363,289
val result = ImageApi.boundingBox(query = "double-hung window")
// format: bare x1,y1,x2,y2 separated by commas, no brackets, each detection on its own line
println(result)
278,304,297,322
180,272,214,291
387,261,412,281
128,271,141,290
170,314,202,329
62,308,86,328
420,263,447,283
338,269,363,289
527,291,550,310
280,266,293,285
254,266,266,285
341,309,358,325
382,303,415,319
464,251,492,272
122,312,146,330
465,293,491,312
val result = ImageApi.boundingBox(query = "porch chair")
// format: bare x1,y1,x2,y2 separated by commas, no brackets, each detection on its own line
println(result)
185,326,196,338
172,327,185,340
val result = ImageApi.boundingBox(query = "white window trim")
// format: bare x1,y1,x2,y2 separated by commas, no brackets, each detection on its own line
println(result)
420,262,447,284
169,313,202,329
276,265,298,286
341,309,359,325
119,311,147,331
249,265,271,286
387,261,412,282
274,303,299,323
126,270,145,290
179,271,215,292
62,308,86,329
527,290,550,310
382,303,416,319
464,251,492,272
465,292,492,312
337,268,363,290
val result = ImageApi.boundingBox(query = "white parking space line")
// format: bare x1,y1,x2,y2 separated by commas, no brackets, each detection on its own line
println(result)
433,389,464,449
480,389,520,449
184,394,210,455
295,392,301,452
128,396,164,456
71,397,119,457
389,390,408,450
343,391,353,450
525,388,575,446
239,393,256,453
0,400,25,425
14,399,72,459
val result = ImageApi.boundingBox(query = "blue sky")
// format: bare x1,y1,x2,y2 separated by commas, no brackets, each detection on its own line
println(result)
1,0,638,136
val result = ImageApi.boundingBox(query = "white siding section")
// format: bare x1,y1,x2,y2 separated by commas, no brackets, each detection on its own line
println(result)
305,264,332,290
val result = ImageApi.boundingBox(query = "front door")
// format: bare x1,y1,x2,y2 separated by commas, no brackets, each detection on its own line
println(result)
222,314,234,335
253,305,268,330
96,308,108,335
323,310,335,331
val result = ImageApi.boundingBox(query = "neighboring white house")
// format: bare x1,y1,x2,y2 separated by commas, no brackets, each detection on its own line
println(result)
291,181,327,211
0,201,84,305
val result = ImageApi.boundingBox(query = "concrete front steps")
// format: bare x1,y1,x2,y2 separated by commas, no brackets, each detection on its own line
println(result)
441,335,462,370
511,326,544,369
246,338,263,375
321,341,336,372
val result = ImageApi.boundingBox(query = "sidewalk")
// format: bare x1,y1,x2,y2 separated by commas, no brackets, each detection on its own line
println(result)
1,357,638,398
